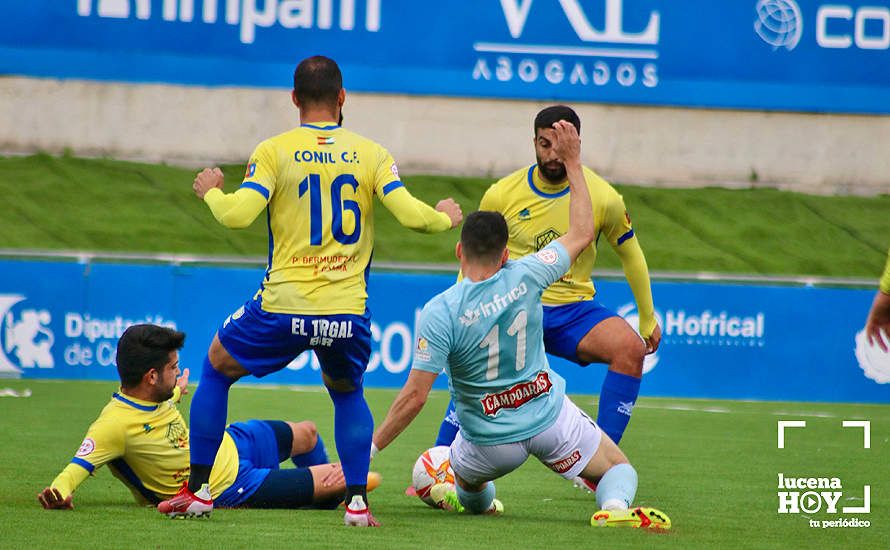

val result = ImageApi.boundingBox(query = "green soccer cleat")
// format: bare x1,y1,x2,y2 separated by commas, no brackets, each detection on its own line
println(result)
429,483,503,515
590,507,671,530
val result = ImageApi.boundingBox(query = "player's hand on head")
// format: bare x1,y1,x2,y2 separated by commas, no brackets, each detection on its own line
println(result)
551,120,581,167
37,488,73,510
644,324,662,355
436,198,463,228
176,368,190,396
193,167,225,199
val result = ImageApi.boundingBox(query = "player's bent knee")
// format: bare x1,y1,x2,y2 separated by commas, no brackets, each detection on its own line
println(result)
208,335,249,380
580,431,630,482
288,421,318,455
454,471,485,493
610,336,646,377
322,373,356,393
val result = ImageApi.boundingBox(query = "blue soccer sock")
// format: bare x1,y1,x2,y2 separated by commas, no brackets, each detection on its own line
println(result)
456,482,496,514
595,463,638,510
327,386,374,497
188,355,235,492
435,399,460,447
597,370,642,444
292,434,329,468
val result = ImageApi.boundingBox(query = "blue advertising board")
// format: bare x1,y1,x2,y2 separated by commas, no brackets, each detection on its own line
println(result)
1,259,887,403
1,1,888,114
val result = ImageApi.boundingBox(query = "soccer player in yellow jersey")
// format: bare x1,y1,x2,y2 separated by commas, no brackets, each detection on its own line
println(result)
864,248,890,352
434,106,659,457
38,325,377,513
158,56,462,526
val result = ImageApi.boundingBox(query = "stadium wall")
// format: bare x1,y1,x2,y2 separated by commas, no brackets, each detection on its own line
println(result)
1,258,887,403
3,76,889,196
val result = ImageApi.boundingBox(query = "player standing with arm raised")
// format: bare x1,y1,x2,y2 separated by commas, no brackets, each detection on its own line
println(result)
434,105,659,455
157,56,462,527
371,121,670,529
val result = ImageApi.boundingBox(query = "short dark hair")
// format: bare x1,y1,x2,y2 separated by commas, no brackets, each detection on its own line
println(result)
116,324,185,388
461,211,508,264
293,55,343,108
534,105,581,136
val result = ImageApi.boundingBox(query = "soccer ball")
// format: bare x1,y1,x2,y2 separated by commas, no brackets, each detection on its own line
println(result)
412,445,455,506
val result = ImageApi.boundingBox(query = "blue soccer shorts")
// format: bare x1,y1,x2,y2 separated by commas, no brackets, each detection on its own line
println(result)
216,420,291,507
217,420,332,509
217,296,372,387
542,300,617,366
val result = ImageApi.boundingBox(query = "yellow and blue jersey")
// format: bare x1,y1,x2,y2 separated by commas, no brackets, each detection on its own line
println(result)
481,165,634,304
216,122,451,315
479,164,657,337
51,388,238,503
880,248,890,294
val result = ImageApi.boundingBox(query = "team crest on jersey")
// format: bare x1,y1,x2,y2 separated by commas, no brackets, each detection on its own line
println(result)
518,208,531,221
76,438,95,457
245,162,257,178
535,248,559,265
414,337,431,362
534,228,561,251
480,371,553,416
166,421,188,449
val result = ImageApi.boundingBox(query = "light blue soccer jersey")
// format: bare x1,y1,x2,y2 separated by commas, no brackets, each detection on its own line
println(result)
412,242,571,445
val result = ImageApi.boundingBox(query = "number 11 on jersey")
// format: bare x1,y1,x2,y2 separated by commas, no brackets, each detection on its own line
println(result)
480,310,528,380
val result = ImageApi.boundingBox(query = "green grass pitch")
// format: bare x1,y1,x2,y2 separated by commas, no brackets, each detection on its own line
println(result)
1,380,886,549
2,153,888,278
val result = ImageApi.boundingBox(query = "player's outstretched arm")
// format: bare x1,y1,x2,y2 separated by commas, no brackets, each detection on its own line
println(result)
613,238,660,352
865,291,890,352
38,461,90,510
195,168,268,229
372,369,437,454
552,121,595,263
865,250,890,352
379,186,462,232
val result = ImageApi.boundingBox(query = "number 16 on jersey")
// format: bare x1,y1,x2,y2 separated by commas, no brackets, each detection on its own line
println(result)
298,173,362,245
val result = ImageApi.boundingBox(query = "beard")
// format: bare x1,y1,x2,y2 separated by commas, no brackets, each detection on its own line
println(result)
154,386,175,402
536,157,567,183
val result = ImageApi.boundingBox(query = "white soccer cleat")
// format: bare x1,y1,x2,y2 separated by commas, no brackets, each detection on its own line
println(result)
572,476,597,493
343,495,380,527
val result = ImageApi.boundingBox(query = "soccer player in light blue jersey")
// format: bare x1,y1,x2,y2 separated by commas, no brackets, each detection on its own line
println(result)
371,122,670,528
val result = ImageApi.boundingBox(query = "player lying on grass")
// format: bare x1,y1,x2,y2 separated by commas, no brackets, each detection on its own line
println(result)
38,324,379,514
370,121,669,529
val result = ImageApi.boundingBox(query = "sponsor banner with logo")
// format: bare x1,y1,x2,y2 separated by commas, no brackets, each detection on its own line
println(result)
1,1,888,114
1,259,888,402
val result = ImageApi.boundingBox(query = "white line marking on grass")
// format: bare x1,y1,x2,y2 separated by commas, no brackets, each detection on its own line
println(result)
633,403,732,414
771,411,836,418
